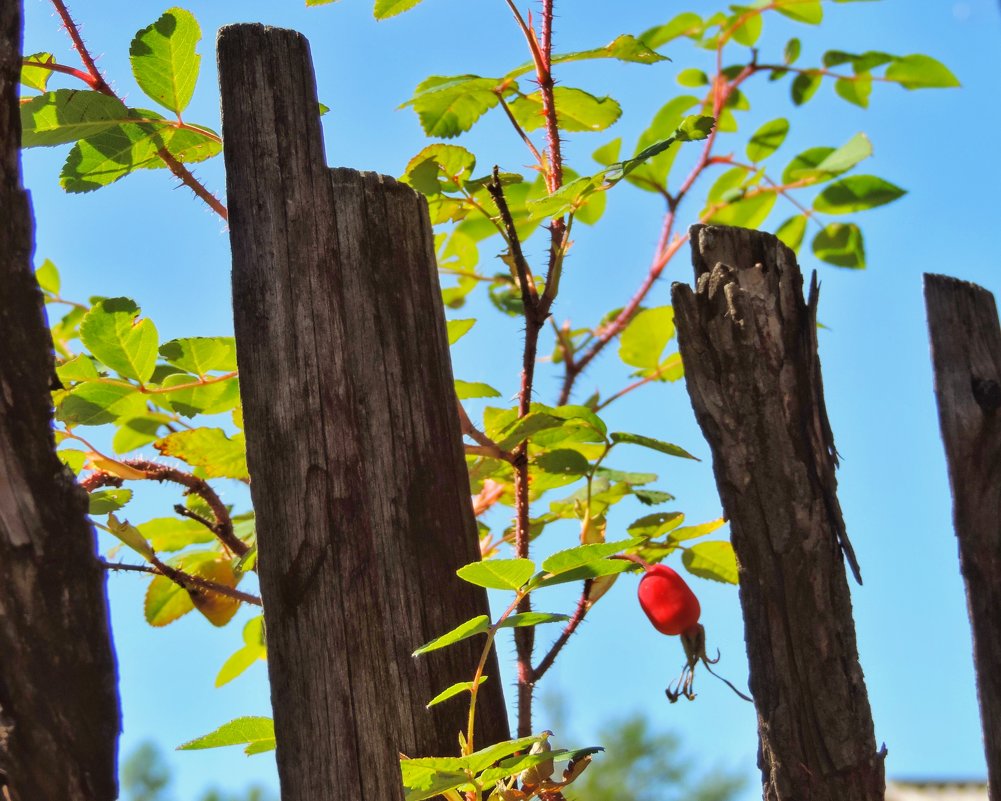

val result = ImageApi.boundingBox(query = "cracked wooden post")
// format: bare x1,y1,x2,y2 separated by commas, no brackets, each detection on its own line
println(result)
924,274,1001,800
0,3,120,800
217,24,510,801
671,224,883,801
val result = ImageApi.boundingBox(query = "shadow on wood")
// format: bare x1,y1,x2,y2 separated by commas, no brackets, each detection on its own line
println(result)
671,224,883,801
924,274,1001,800
217,24,510,801
0,3,120,800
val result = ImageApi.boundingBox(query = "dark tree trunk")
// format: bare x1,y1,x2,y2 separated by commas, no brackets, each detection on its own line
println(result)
671,225,884,801
0,3,120,800
218,24,510,801
924,273,1001,800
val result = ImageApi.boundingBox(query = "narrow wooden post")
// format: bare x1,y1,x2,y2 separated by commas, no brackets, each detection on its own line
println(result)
218,24,510,801
924,273,1001,799
671,225,884,801
0,4,120,800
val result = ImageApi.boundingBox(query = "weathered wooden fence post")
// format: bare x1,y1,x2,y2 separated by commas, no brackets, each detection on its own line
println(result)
0,3,120,800
924,273,1001,799
217,24,510,801
671,225,884,801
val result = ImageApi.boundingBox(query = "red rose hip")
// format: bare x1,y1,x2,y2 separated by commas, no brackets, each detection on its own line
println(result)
638,564,701,636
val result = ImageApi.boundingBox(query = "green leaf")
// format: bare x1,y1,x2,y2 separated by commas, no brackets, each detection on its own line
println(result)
426,677,488,708
113,414,171,453
640,12,702,49
80,297,159,382
21,90,130,147
534,449,590,478
812,222,865,268
412,615,490,656
682,540,738,584
618,306,674,370
495,412,566,450
156,428,249,480
158,373,240,417
456,558,536,591
107,513,155,560
622,96,700,191
454,380,501,400
509,34,667,79
610,432,697,460
35,258,60,294
404,143,477,195
592,138,621,166
746,118,789,162
774,0,822,24
177,716,275,754
730,9,762,46
405,75,501,139
374,0,425,19
782,133,872,183
215,617,266,687
129,8,202,114
89,488,133,515
708,192,777,229
791,71,822,105
813,175,905,213
57,382,146,426
21,52,55,92
775,215,808,253
447,318,476,345
541,538,641,576
885,54,959,89
60,118,221,193
159,337,237,375
669,518,725,542
677,68,708,87
510,87,622,133
215,645,264,688
627,511,684,539
138,516,216,551
835,74,872,108
536,559,634,588
497,612,570,629
56,354,99,383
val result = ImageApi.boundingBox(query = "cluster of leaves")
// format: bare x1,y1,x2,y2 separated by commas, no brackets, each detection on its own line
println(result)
21,8,220,193
41,260,262,687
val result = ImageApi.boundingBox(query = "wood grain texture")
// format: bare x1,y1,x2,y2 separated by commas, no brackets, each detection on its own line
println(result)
0,3,120,799
671,225,883,801
924,273,1001,800
218,24,509,801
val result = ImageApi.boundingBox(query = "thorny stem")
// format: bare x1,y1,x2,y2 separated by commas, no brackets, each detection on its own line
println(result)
99,559,263,606
532,581,591,682
495,89,545,167
556,54,759,405
487,167,539,311
80,458,247,558
48,0,228,220
457,400,516,464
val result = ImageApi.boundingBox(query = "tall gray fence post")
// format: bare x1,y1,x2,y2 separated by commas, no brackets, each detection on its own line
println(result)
218,24,510,801
0,3,120,799
924,273,1001,800
671,224,884,801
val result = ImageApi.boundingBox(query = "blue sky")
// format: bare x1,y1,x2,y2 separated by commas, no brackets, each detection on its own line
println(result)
19,0,1001,798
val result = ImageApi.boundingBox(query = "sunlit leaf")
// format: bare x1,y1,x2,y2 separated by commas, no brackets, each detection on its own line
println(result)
812,222,865,268
682,540,738,584
457,558,535,591
177,716,275,754
129,7,202,114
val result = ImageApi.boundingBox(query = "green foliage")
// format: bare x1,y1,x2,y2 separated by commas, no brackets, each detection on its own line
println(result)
178,717,276,755
29,0,956,796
